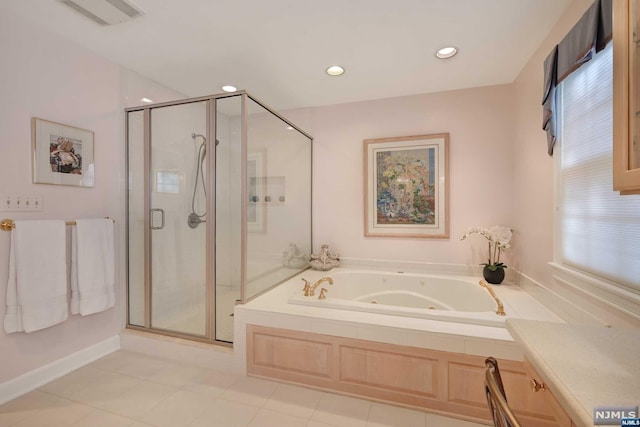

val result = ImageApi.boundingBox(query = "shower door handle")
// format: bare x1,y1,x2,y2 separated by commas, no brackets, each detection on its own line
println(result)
150,208,165,230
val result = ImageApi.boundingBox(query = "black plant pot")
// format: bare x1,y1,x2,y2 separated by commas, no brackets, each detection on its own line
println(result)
483,266,505,284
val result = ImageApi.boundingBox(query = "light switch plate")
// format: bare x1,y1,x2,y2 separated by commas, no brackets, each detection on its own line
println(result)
0,194,43,212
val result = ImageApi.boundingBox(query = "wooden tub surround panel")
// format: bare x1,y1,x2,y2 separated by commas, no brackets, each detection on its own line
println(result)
250,330,334,387
246,325,568,426
339,345,440,397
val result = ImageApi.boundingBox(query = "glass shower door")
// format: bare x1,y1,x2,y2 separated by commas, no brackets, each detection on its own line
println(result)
126,91,312,346
149,101,208,336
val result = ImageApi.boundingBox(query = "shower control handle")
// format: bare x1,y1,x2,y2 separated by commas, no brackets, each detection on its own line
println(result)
150,208,165,230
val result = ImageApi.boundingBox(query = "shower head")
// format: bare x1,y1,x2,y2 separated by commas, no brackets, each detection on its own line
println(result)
192,133,220,146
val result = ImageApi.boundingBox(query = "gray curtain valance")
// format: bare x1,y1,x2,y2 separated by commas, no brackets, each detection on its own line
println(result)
542,0,612,155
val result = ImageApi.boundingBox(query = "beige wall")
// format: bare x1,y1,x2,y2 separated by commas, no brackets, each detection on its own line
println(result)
286,84,517,267
283,0,596,288
0,10,183,383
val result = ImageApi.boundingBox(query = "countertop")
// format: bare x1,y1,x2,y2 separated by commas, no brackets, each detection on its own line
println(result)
506,319,640,427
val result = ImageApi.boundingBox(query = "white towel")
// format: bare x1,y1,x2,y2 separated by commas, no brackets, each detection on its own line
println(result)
4,220,68,334
71,219,115,315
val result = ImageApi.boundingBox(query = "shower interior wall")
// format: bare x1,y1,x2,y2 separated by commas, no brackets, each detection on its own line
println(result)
243,99,313,300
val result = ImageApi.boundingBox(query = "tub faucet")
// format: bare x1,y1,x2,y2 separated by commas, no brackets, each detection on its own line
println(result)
301,278,311,296
306,276,334,297
479,280,506,316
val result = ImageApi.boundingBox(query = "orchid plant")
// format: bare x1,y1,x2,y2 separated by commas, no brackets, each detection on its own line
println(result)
461,226,512,271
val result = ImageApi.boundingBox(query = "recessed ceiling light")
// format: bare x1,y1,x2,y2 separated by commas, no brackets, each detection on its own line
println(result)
326,65,345,76
140,97,153,103
286,126,294,130
436,46,458,59
222,85,237,92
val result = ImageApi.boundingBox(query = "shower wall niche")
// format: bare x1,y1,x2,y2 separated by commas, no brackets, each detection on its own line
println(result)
126,92,312,344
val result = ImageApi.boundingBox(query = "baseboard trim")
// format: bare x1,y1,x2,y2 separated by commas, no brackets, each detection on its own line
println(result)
0,335,120,405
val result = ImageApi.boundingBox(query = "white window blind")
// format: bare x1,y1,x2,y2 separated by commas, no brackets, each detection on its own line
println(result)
557,44,640,290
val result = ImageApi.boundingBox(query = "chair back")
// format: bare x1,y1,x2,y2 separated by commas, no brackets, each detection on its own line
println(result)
485,357,522,427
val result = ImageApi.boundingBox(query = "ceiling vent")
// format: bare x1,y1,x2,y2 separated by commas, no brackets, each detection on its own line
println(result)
58,0,143,26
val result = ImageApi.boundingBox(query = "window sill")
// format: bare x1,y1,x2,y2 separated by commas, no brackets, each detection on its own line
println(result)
548,262,640,323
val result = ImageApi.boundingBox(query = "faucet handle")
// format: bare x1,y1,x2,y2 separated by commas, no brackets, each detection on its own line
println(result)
319,288,329,300
301,278,311,296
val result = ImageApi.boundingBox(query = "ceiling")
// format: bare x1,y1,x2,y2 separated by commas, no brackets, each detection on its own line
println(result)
1,0,570,111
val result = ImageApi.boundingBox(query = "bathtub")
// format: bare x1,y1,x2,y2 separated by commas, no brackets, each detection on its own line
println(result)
288,270,509,327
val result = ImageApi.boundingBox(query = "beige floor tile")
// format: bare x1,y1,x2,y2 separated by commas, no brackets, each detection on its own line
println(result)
311,393,371,427
366,402,426,427
98,380,178,419
307,422,339,427
39,366,109,398
70,408,133,427
138,389,215,427
67,371,141,408
0,390,60,427
181,369,240,399
7,396,92,427
90,351,138,373
110,353,172,380
247,408,307,427
188,399,259,427
146,364,207,388
218,376,279,407
263,383,323,419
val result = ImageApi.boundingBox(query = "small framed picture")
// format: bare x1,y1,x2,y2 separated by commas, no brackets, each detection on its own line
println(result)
364,133,449,238
32,117,94,187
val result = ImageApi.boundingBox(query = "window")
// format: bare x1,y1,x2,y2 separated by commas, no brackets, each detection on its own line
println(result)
556,43,640,290
155,170,180,194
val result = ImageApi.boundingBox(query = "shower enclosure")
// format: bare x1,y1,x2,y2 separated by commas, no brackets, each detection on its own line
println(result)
126,92,312,344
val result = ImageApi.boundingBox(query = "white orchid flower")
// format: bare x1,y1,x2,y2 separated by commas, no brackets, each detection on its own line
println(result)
461,225,513,267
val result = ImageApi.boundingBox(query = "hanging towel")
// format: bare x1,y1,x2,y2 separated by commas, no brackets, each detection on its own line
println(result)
4,220,68,334
71,219,115,315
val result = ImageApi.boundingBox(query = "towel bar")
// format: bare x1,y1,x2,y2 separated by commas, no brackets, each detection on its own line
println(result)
0,218,114,232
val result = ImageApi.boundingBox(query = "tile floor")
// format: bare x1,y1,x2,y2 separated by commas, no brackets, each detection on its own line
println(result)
0,351,486,427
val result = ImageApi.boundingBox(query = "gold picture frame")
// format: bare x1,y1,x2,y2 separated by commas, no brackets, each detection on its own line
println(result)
364,133,449,238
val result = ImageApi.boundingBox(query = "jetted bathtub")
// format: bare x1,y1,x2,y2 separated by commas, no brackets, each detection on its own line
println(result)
288,270,509,327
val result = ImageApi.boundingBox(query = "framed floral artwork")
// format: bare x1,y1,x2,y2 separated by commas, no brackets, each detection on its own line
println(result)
364,133,449,238
32,117,95,187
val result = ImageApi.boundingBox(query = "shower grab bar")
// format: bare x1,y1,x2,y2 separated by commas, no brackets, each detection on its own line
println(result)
0,217,115,231
150,208,165,230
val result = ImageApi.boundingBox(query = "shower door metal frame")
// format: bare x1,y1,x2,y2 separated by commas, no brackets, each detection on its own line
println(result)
124,91,312,346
